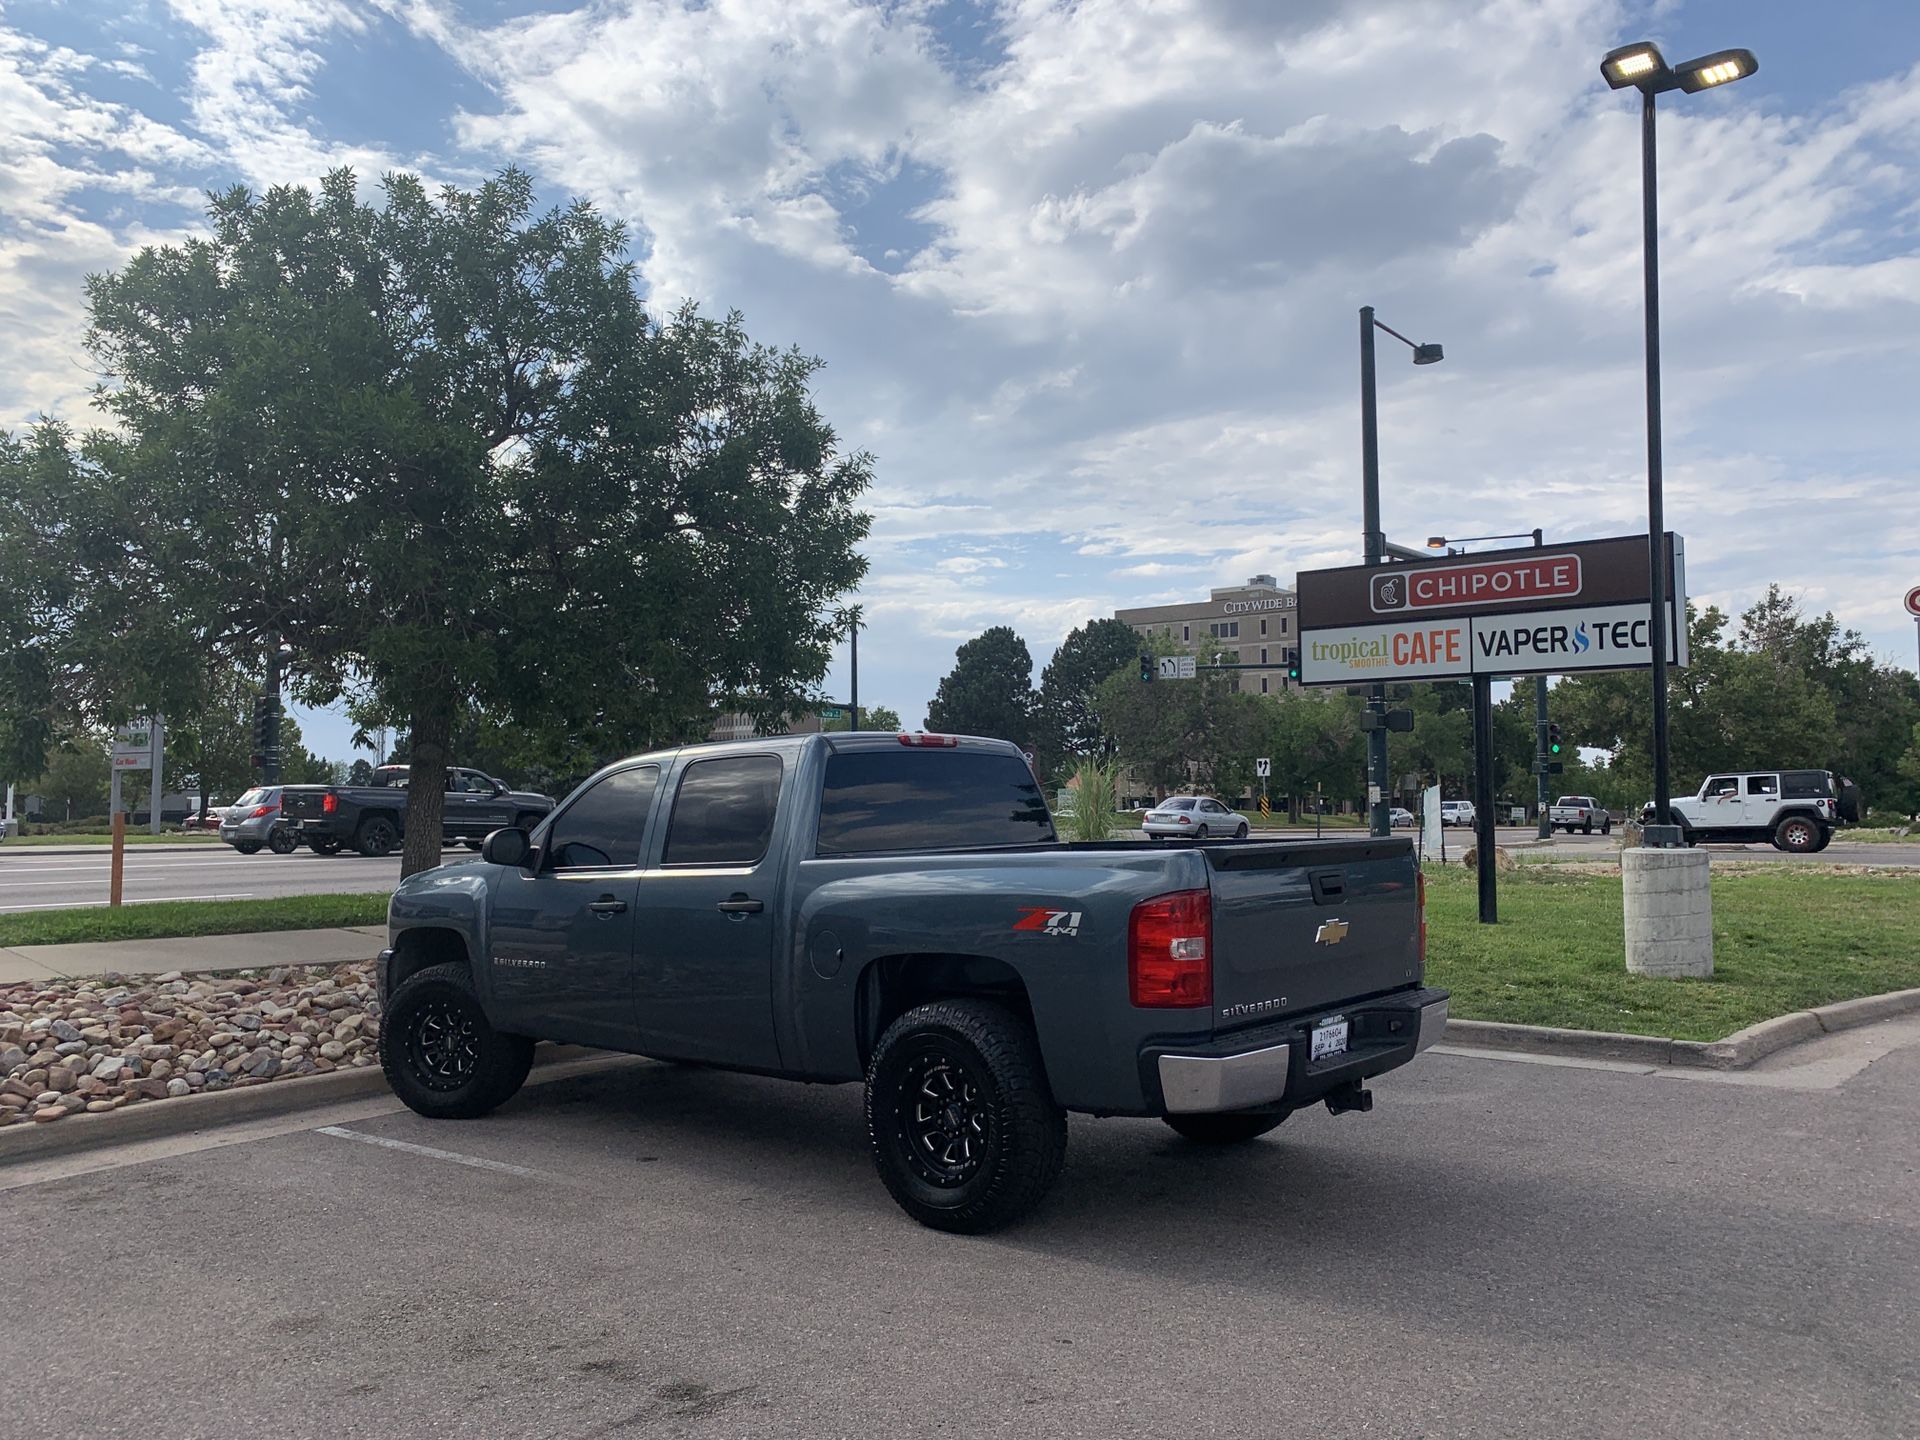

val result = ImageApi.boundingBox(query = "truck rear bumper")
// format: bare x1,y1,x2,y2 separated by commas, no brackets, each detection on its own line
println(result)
1149,987,1448,1115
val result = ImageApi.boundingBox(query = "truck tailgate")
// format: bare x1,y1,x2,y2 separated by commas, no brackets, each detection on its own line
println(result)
281,790,329,822
1204,839,1421,1030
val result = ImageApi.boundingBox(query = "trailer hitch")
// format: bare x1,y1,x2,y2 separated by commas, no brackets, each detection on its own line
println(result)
1323,1081,1373,1116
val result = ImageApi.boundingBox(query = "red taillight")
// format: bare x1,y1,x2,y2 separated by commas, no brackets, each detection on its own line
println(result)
1129,889,1212,1008
1417,867,1428,969
250,804,275,819
1177,815,1191,825
897,733,960,747
322,792,338,814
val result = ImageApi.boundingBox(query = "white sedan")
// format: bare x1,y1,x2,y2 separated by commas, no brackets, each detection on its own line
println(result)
1141,796,1248,839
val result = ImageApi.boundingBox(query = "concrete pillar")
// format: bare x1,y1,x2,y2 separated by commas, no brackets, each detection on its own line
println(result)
1622,847,1713,978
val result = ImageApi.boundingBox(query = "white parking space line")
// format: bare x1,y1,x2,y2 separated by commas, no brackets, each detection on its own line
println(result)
316,1125,549,1179
0,892,256,913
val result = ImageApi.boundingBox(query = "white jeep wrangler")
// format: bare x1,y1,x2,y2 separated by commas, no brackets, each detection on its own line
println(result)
1643,770,1860,852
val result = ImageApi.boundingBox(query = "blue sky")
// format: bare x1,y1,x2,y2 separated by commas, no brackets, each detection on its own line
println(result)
2,0,1917,767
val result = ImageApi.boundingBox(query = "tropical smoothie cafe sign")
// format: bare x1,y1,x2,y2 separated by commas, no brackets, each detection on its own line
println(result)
1295,534,1688,684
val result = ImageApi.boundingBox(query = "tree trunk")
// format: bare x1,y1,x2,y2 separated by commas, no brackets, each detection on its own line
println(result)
400,694,454,879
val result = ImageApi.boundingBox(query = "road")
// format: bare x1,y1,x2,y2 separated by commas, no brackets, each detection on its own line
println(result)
4,829,1914,912
0,843,466,912
4,1016,1917,1437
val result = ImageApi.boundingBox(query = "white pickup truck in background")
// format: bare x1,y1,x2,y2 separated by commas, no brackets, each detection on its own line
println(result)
1549,796,1612,834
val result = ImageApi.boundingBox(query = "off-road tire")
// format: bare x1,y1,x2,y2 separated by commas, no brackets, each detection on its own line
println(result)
1775,815,1819,853
233,840,262,855
356,815,398,859
1811,826,1833,853
305,835,343,855
1162,1111,1288,1145
379,961,534,1120
866,999,1066,1234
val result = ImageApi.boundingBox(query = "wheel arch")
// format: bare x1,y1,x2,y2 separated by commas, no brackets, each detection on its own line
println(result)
854,952,1037,1072
386,925,473,996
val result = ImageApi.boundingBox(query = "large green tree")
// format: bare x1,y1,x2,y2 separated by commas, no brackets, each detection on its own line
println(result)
7,169,870,875
925,627,1036,745
1032,617,1141,780
1095,637,1263,800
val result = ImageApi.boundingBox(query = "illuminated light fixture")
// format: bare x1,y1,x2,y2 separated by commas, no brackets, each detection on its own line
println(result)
1600,41,1673,91
1675,48,1758,93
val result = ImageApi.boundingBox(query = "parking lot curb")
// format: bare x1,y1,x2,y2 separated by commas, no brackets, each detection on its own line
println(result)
1446,987,1920,1071
0,1044,603,1164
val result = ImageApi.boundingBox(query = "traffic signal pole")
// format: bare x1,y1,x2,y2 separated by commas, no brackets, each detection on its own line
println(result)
261,632,282,785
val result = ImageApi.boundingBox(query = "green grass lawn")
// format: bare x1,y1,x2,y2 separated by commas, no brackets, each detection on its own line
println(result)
1845,827,1920,844
1424,864,1920,1041
0,893,390,948
6,831,224,846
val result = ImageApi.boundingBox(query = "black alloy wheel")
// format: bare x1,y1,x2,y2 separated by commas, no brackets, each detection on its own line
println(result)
866,999,1067,1233
405,998,481,1092
267,825,298,855
896,1043,992,1189
379,962,534,1120
356,816,398,858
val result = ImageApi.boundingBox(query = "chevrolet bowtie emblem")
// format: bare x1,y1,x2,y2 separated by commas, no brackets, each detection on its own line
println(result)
1315,919,1350,946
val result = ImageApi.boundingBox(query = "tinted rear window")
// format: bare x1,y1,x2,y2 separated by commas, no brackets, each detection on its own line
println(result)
1163,799,1195,811
816,750,1056,855
664,755,783,867
1781,771,1832,798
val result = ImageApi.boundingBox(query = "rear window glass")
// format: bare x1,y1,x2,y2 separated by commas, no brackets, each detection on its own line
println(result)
664,755,783,867
816,749,1056,855
1781,771,1832,799
1162,798,1195,811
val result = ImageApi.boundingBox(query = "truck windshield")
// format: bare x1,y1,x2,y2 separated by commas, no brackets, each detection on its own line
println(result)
815,749,1056,855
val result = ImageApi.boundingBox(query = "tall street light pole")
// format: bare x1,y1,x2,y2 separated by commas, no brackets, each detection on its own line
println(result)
1602,40,1756,844
1359,306,1444,838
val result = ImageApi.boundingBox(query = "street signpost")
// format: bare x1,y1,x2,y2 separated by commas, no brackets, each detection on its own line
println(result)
1297,535,1688,924
1255,757,1271,777
1906,586,1920,675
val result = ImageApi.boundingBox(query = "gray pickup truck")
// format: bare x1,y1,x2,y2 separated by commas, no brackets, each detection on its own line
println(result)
377,732,1446,1232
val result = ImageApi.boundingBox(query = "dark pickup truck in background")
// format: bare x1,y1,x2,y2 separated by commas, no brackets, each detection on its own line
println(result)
281,764,555,857
376,732,1445,1233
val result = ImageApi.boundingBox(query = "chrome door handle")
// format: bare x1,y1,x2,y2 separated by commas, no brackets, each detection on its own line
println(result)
717,898,764,915
588,897,627,916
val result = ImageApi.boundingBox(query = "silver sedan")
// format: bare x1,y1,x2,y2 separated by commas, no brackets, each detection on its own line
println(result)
1141,795,1248,839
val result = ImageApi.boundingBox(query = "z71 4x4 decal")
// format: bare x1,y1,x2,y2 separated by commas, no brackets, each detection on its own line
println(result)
1014,908,1083,937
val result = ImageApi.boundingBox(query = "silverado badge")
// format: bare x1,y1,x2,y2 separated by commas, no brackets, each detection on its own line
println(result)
1314,919,1351,946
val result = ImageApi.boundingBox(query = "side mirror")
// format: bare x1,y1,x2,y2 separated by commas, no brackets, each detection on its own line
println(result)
480,827,531,868
492,779,508,796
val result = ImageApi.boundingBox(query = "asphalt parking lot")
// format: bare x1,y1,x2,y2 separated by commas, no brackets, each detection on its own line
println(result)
5,1019,1917,1438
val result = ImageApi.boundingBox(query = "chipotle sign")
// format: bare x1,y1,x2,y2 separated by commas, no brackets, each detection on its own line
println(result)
1301,534,1681,627
1370,554,1581,613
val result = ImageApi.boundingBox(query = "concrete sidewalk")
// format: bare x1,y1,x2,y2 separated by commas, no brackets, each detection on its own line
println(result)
0,925,387,984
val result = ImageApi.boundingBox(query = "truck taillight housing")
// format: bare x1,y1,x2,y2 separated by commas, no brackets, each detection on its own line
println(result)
1129,889,1212,1007
322,793,338,814
1417,867,1428,969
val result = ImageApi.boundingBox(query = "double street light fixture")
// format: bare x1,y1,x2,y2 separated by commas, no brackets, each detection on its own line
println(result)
1601,38,1757,844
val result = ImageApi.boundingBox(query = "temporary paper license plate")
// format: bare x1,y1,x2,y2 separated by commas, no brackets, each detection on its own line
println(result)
1311,1016,1349,1062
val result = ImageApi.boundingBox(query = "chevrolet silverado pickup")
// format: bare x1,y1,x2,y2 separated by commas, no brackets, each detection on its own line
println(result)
281,764,555,857
377,732,1446,1232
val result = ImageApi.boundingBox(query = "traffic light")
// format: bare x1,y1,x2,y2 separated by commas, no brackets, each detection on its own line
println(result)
1547,722,1563,756
252,695,274,752
1138,653,1154,683
1284,647,1300,682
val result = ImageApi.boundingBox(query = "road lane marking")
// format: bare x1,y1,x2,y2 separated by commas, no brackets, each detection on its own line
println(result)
317,1125,548,1179
0,892,256,913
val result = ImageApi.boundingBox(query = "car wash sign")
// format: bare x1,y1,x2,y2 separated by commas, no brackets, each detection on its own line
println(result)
1295,534,1688,685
